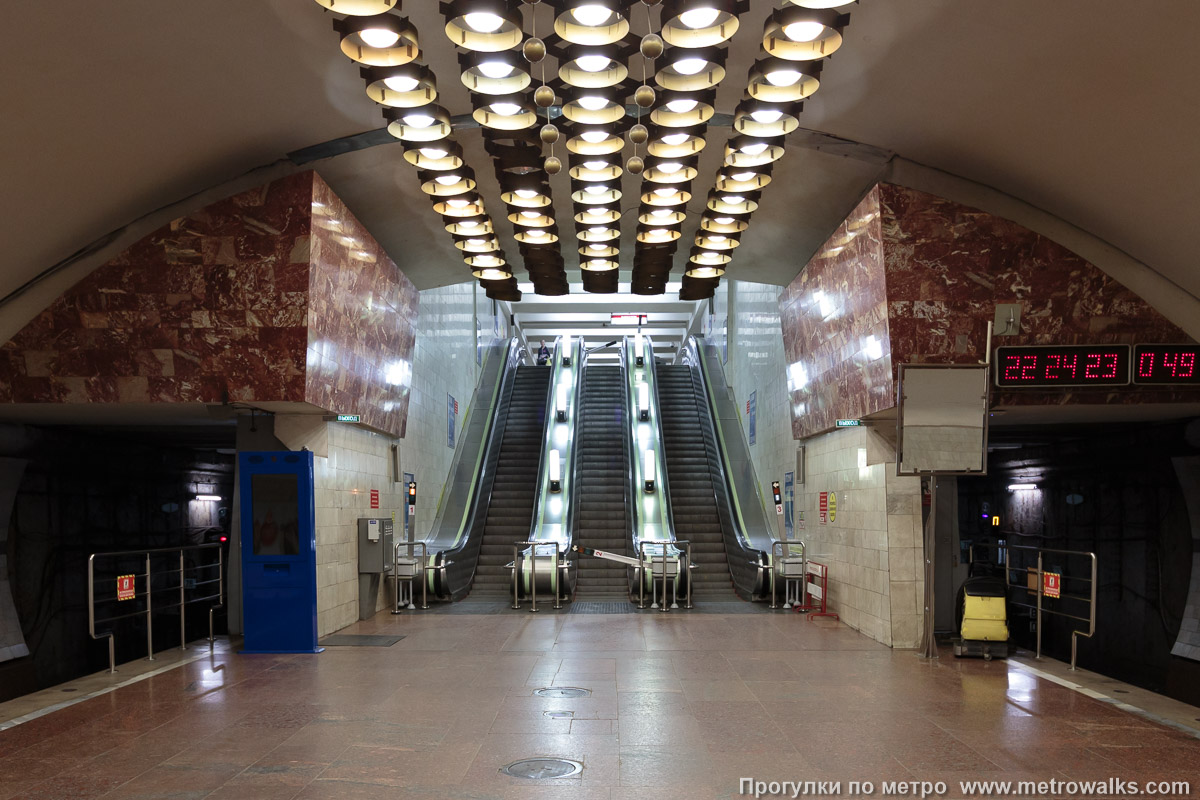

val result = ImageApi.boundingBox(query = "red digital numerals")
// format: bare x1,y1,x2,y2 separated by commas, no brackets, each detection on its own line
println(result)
997,346,1130,387
1137,350,1196,379
1134,346,1199,383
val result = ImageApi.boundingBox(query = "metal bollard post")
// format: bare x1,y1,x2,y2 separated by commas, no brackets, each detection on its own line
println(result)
145,554,155,662
179,551,187,651
529,544,539,613
512,543,522,610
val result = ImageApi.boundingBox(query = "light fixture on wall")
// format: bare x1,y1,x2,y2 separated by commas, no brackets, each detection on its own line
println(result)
195,494,223,502
334,13,419,66
443,0,524,52
762,6,849,61
554,0,630,46
313,0,398,16
638,383,650,421
643,450,656,492
362,64,438,107
660,0,745,47
549,449,562,492
459,50,532,95
1007,483,1039,491
384,105,453,142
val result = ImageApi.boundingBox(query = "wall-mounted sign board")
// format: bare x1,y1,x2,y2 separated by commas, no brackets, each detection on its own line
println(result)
994,345,1130,388
336,414,361,423
835,419,864,427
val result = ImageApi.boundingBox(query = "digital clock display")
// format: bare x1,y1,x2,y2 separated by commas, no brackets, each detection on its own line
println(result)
1133,344,1200,385
995,345,1130,387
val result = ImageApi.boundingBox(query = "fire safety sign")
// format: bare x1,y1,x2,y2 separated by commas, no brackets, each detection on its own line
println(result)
117,574,136,601
1043,571,1061,598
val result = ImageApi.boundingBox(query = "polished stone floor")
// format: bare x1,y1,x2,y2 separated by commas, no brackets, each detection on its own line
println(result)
1,603,1198,799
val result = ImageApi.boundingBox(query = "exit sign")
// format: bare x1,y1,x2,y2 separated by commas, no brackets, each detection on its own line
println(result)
336,414,361,423
835,419,864,427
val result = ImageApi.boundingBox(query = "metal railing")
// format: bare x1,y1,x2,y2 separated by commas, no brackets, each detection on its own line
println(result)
1001,544,1097,670
87,543,224,674
511,541,565,612
637,540,691,611
768,539,806,610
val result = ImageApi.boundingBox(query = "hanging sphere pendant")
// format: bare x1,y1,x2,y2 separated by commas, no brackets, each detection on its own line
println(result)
524,37,547,63
534,85,556,107
544,155,562,175
628,124,649,145
635,85,656,108
627,156,644,174
640,34,664,60
540,123,560,144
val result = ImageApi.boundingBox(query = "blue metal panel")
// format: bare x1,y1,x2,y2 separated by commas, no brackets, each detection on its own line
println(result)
238,451,322,654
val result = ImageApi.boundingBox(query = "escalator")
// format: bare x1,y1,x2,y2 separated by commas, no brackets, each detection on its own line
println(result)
470,365,551,596
571,364,631,600
658,365,739,599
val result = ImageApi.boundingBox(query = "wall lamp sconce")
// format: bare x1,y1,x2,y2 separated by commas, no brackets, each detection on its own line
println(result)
195,494,222,502
1007,483,1038,491
549,450,562,493
638,383,650,421
643,451,656,492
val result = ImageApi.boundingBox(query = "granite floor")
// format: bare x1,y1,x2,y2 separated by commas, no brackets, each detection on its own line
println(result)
1,604,1198,799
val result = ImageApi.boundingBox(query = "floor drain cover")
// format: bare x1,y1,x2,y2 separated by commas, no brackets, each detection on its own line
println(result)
544,710,575,719
500,758,583,779
534,687,591,698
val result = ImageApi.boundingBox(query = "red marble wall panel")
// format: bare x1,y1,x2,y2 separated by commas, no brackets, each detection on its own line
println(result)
306,175,417,437
0,171,419,437
879,183,1194,407
780,186,894,439
0,173,315,406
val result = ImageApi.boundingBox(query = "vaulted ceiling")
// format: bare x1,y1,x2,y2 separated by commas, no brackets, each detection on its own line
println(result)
2,1,1198,338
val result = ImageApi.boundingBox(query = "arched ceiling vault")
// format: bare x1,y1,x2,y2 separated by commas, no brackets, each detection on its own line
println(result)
2,0,1198,339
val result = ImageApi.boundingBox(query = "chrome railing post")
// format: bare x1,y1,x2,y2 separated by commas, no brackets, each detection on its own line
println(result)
552,546,563,610
145,553,155,662
529,542,539,613
1071,552,1098,671
769,540,782,609
682,540,693,609
210,547,223,646
1035,551,1043,660
638,542,647,610
178,551,187,652
512,543,522,609
658,547,668,612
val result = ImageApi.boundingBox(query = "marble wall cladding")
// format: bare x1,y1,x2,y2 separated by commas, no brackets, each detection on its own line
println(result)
780,186,893,440
798,427,924,648
725,280,795,522
879,183,1196,406
0,172,316,405
314,423,401,637
0,171,420,437
307,176,418,438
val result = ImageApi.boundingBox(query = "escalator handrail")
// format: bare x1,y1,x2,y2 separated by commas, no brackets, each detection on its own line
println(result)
627,335,679,557
683,335,775,551
525,336,583,549
423,338,524,595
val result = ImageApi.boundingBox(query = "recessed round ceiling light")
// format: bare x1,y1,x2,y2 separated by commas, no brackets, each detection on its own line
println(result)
710,234,727,242
580,130,610,143
673,57,707,75
572,5,613,26
420,146,448,158
764,68,803,87
654,187,679,197
514,189,539,199
722,195,745,204
435,175,461,185
526,228,548,237
740,142,769,155
360,28,401,49
576,55,612,72
459,219,480,228
477,61,515,79
678,7,720,29
383,75,419,92
783,20,826,42
750,109,784,124
491,102,522,115
584,184,608,194
656,161,684,174
730,171,756,181
660,132,691,146
588,243,607,251
651,208,673,217
447,198,473,208
403,113,436,127
589,226,608,234
648,228,670,237
577,95,609,111
665,98,698,114
714,216,734,224
464,12,504,33
521,210,540,219
583,159,609,170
